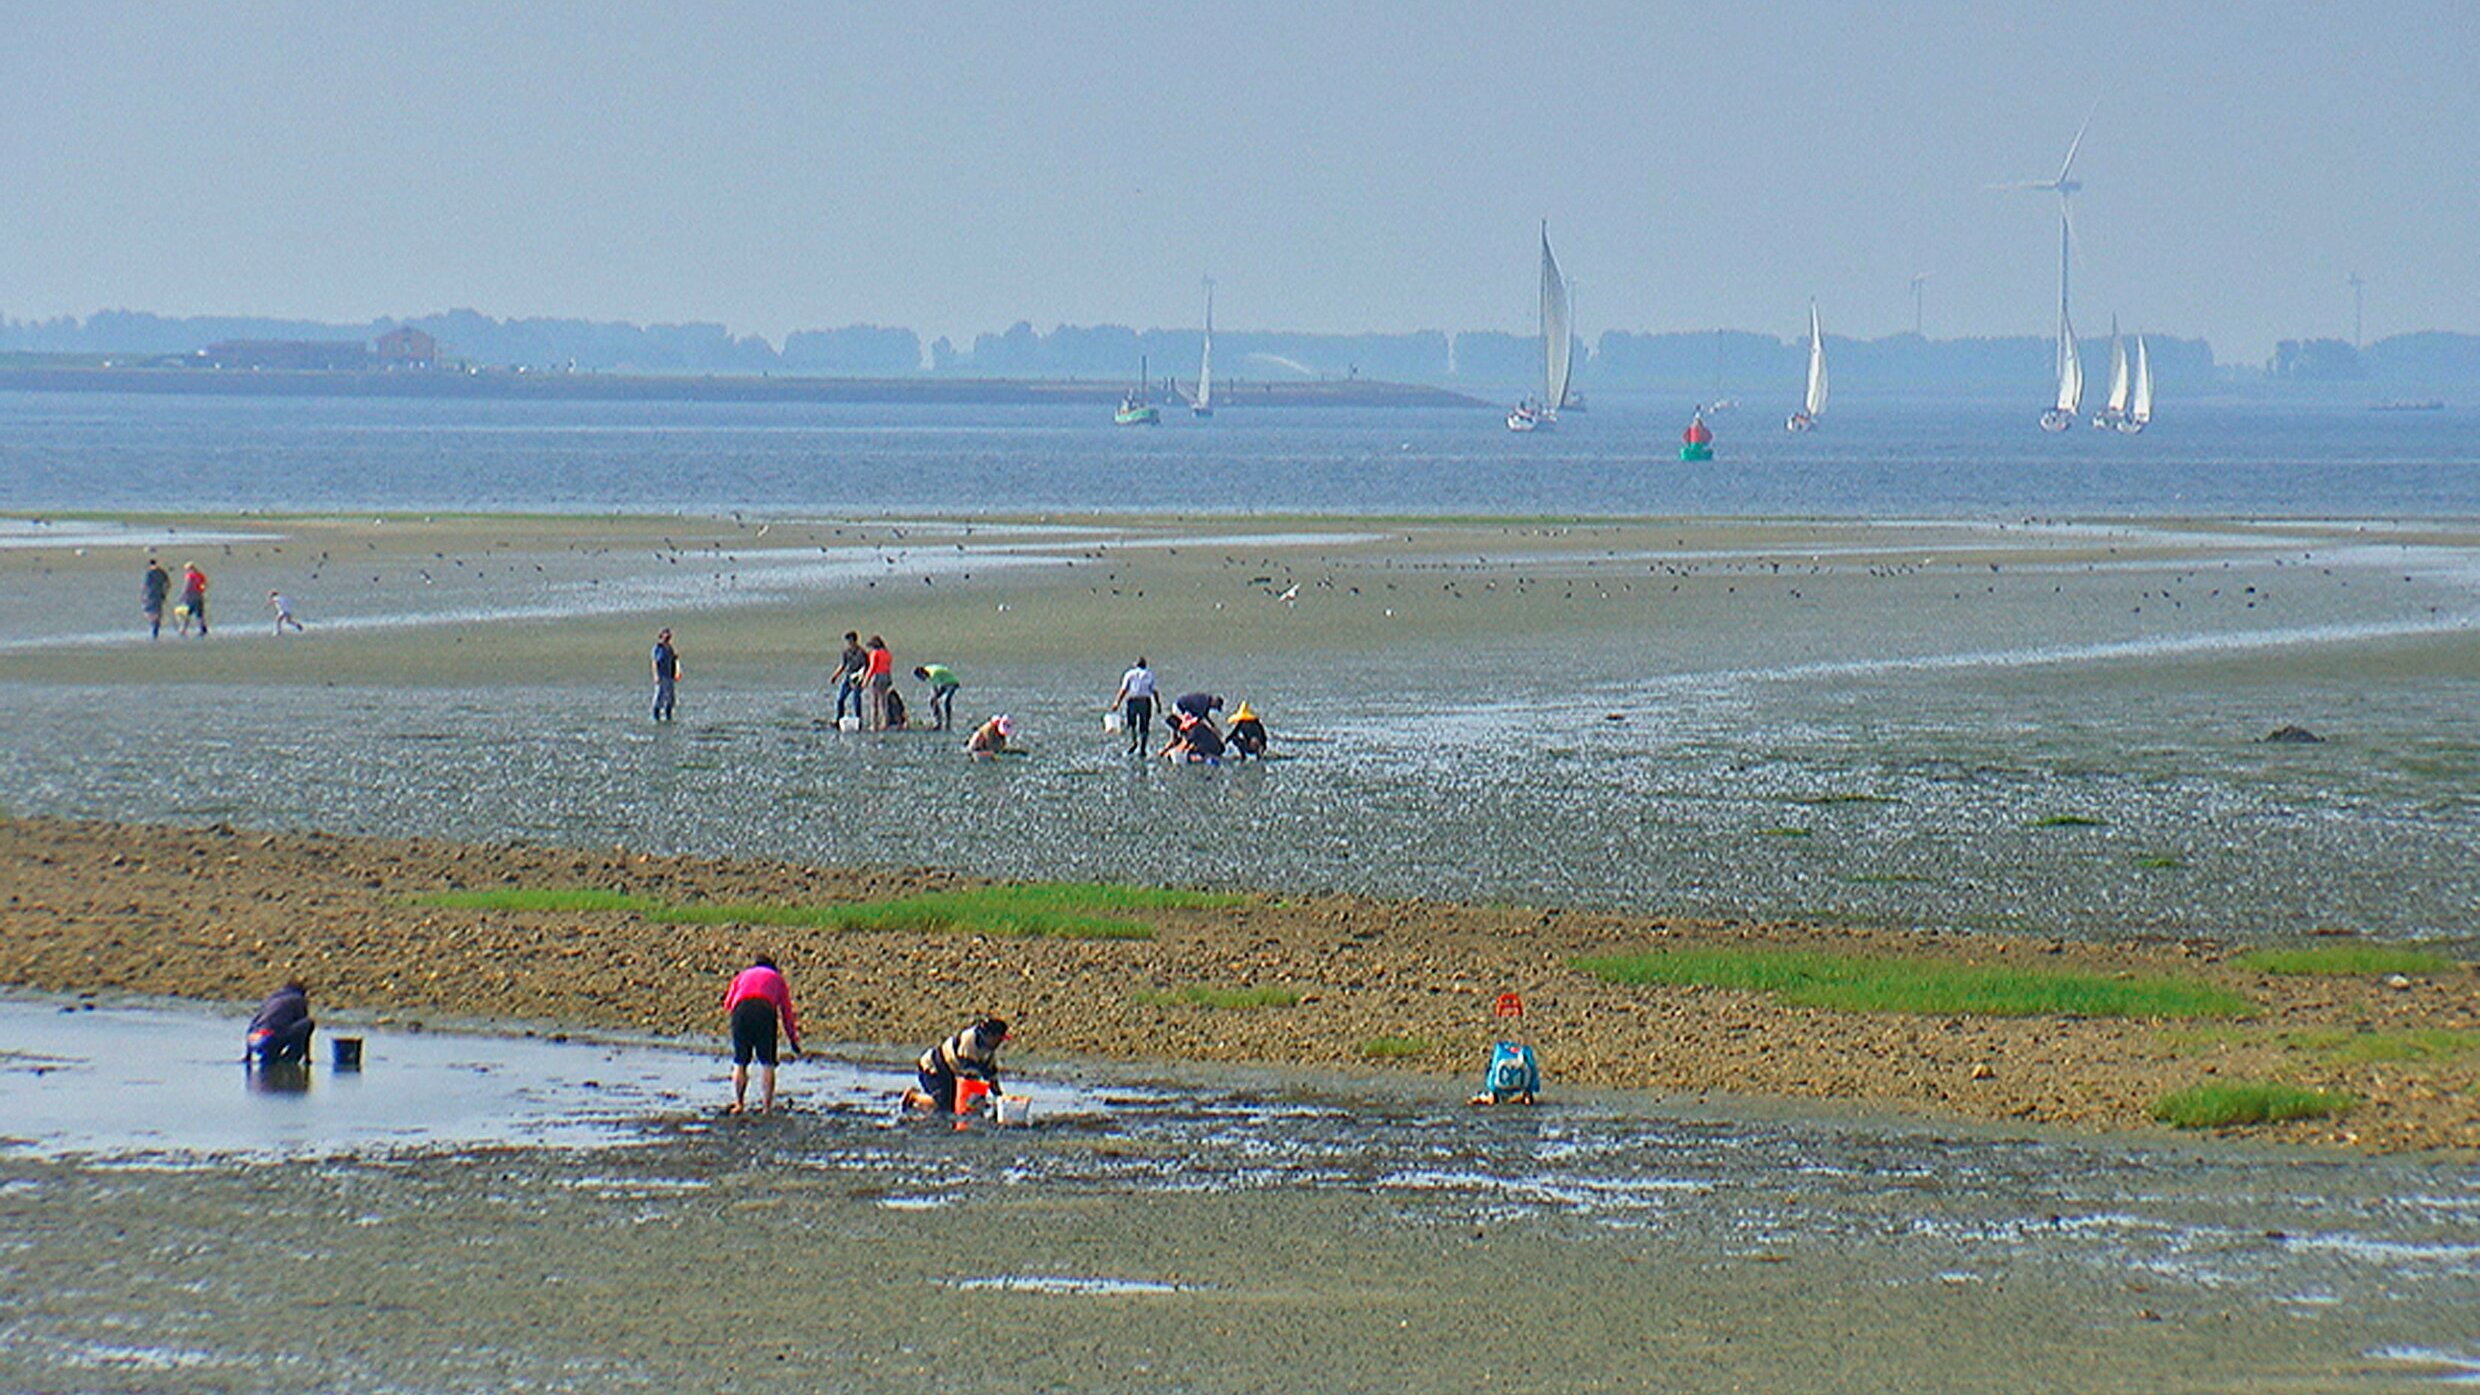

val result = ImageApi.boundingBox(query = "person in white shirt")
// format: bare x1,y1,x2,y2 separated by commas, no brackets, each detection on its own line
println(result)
1110,657,1158,753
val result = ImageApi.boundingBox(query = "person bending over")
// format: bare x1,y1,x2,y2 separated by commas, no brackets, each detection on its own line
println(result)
1226,701,1268,758
245,981,315,1064
914,664,961,731
723,955,803,1114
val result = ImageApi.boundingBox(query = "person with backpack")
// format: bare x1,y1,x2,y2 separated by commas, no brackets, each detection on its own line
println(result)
1469,1039,1540,1106
1470,991,1539,1105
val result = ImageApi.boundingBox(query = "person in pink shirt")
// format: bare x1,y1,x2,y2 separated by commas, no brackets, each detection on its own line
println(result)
722,955,803,1114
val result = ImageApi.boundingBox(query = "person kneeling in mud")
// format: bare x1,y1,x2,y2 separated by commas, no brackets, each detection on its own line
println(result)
1469,1038,1540,1106
1159,710,1225,763
245,980,316,1064
1225,701,1268,759
965,713,1015,757
905,1017,1010,1114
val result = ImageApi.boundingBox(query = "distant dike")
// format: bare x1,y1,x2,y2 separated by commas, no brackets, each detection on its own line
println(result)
0,365,1484,409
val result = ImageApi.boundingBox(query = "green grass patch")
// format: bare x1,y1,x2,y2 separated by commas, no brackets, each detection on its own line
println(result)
2030,814,2108,828
1572,948,2250,1019
1757,826,1813,839
2303,1028,2480,1067
2230,944,2458,977
2133,855,2187,870
409,880,1242,941
1360,1035,1430,1059
1131,985,1300,1011
2151,1081,2356,1129
1791,792,1897,806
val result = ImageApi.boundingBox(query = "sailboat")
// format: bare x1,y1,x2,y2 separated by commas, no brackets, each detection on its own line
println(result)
1115,355,1160,426
1786,302,1827,432
2091,319,2128,429
1191,278,1215,419
1508,223,1573,432
2039,208,2082,432
2116,335,2152,433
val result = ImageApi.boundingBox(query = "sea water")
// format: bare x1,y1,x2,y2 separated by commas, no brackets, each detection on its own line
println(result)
2,388,2476,518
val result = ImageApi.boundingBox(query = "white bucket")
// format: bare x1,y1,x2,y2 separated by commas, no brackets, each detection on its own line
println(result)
994,1093,1032,1127
1101,712,1123,734
837,715,862,732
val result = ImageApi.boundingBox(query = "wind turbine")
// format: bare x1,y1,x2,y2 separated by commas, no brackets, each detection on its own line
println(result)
2347,272,2365,349
1909,273,1929,338
1993,108,2096,430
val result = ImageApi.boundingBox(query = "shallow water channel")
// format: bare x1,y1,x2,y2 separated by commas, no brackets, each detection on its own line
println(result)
4,993,2476,1390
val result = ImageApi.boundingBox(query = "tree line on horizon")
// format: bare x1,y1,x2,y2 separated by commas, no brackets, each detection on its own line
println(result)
4,307,2476,396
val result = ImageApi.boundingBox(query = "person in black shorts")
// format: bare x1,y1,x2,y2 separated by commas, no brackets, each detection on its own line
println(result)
721,956,803,1114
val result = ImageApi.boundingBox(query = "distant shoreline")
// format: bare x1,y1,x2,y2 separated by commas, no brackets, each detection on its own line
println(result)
0,364,1486,409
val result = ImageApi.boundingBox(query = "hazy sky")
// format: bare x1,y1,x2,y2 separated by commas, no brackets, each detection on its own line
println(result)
6,2,2475,361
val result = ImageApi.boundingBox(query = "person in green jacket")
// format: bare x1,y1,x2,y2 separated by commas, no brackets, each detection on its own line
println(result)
913,663,961,731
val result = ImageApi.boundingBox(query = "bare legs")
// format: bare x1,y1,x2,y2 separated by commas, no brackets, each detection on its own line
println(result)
730,1062,778,1114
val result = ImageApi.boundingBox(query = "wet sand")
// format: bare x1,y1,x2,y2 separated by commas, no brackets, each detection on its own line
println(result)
8,1131,2467,1395
3,816,2473,1152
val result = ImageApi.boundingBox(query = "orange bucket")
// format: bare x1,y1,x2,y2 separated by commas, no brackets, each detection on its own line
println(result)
955,1078,994,1115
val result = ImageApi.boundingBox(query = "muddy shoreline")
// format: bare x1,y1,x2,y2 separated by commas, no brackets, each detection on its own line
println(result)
4,816,2471,1152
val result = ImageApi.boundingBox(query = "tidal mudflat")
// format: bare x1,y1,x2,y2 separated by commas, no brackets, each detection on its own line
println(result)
2,996,2475,1393
4,512,2478,942
3,510,2477,1391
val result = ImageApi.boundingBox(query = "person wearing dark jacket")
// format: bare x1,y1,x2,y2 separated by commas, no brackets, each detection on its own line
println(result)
245,981,315,1064
1225,701,1268,758
909,1017,1009,1114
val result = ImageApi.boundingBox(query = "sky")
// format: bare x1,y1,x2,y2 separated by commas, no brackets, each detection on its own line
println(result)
5,2,2476,362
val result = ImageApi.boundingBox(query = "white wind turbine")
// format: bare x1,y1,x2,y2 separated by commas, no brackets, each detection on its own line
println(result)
1992,110,2095,431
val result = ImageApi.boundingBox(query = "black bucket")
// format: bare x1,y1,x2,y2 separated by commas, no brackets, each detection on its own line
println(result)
331,1036,364,1071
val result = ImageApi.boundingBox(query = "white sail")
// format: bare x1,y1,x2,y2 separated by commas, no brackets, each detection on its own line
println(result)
1195,280,1214,415
1804,302,1828,419
2103,324,2129,416
2128,335,2152,425
2054,305,2083,414
1539,226,1572,414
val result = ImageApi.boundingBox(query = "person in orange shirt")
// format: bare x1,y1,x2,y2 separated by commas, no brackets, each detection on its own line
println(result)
863,635,895,729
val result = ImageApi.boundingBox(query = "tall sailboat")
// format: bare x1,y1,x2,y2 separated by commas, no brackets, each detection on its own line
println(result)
1191,277,1215,419
2091,318,2128,429
1508,223,1572,432
2039,213,2083,432
1786,301,1827,432
2117,335,2152,433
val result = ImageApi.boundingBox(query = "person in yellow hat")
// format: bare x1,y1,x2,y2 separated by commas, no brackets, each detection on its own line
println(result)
1226,701,1268,759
